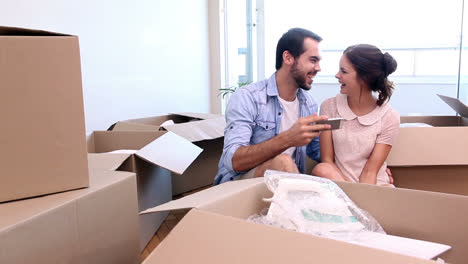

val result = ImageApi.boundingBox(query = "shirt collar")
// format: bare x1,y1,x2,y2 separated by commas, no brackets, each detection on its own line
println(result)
336,94,390,126
266,73,279,97
267,72,307,104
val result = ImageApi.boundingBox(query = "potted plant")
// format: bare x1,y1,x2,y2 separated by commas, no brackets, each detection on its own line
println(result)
219,81,252,99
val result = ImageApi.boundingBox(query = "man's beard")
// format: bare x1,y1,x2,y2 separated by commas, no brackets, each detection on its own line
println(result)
290,62,312,91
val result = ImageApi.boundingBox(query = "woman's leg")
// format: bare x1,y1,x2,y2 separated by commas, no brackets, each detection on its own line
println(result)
312,162,347,181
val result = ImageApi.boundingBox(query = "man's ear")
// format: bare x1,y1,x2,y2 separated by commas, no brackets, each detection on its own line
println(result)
282,50,295,66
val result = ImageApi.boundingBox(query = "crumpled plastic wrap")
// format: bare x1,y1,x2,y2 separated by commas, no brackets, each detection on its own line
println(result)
248,170,386,242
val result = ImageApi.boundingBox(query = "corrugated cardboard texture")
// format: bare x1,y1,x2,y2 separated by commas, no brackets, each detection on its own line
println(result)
388,110,468,195
337,181,468,263
141,177,265,214
388,127,468,166
110,114,224,195
88,152,131,171
143,209,434,264
437,94,468,118
113,121,160,132
91,130,202,174
400,115,463,126
144,178,468,263
120,156,171,251
390,165,468,196
0,26,88,202
162,117,225,142
0,169,140,264
89,131,175,251
174,112,224,120
171,138,223,195
113,114,225,142
91,130,164,152
120,114,198,126
135,132,202,174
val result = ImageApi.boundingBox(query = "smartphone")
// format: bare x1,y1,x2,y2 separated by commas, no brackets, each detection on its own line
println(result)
316,117,344,130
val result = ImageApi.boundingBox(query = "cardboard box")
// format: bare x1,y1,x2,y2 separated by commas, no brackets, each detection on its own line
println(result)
0,167,140,264
0,26,89,202
87,130,202,251
388,94,468,195
141,177,468,264
110,112,225,195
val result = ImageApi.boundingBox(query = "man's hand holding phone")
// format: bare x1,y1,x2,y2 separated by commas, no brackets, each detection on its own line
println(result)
284,114,332,147
316,117,344,130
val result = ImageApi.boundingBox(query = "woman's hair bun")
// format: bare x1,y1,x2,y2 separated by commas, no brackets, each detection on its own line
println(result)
383,52,397,76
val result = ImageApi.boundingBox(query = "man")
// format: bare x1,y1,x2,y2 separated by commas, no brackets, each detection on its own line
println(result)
214,28,331,185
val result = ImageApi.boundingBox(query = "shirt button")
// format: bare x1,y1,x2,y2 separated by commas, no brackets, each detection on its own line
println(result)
278,112,281,116
266,125,269,129
230,126,233,129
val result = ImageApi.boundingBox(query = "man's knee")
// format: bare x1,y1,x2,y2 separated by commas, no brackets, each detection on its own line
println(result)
273,153,294,164
271,154,298,172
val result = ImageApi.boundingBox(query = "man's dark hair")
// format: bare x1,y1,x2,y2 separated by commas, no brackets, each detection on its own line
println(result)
275,28,322,70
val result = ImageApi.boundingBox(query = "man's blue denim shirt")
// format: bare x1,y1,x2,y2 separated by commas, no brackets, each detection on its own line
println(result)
214,73,321,185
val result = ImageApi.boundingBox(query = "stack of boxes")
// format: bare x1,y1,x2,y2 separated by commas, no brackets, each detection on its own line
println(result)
4,25,468,264
0,26,227,261
0,27,140,263
87,129,203,250
388,95,468,195
86,112,225,250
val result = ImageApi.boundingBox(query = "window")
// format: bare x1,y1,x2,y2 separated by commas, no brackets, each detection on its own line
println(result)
219,0,257,112
221,0,467,116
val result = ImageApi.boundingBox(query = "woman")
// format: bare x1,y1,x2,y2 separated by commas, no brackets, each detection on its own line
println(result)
312,44,399,186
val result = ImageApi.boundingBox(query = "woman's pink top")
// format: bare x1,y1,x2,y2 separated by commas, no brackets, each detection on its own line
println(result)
320,94,400,185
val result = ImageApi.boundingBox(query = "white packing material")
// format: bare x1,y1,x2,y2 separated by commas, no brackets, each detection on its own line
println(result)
251,170,384,237
247,170,451,260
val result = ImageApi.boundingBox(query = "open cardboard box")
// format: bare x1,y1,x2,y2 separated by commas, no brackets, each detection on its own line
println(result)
0,166,140,264
141,177,468,264
87,130,202,251
388,94,468,195
0,26,89,203
110,112,225,195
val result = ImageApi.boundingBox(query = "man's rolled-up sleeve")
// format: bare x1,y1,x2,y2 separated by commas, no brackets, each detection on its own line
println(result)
221,89,257,173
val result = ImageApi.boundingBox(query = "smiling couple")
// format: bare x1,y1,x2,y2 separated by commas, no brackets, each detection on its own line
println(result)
214,28,399,187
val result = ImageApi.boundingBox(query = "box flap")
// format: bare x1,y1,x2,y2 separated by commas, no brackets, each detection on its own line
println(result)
143,209,436,264
162,116,226,142
387,127,468,166
140,178,264,214
112,121,160,132
87,153,132,171
135,131,203,174
172,112,223,120
438,94,468,118
0,26,69,36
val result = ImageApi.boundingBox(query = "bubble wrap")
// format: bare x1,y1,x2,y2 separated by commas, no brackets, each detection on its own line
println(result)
248,170,385,242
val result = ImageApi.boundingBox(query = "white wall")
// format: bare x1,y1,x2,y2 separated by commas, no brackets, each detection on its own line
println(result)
1,0,212,132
